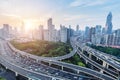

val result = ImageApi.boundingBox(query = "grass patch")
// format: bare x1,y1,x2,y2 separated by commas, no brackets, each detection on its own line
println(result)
10,40,72,57
0,77,6,80
87,44,120,58
62,54,86,67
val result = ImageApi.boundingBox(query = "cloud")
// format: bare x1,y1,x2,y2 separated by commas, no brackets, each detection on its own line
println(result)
1,13,21,18
0,13,22,21
70,0,108,7
101,3,120,11
63,14,102,22
64,14,89,21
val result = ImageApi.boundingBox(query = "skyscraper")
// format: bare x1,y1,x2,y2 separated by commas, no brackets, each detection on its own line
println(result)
94,25,102,45
102,27,106,34
60,25,67,43
44,30,49,41
48,18,53,30
67,25,74,43
39,25,44,40
105,12,113,34
114,29,120,46
90,27,95,42
76,25,79,31
85,26,90,41
47,18,55,41
95,25,101,34
3,24,11,38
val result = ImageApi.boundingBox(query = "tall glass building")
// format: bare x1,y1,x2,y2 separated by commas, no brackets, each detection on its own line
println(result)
105,12,113,34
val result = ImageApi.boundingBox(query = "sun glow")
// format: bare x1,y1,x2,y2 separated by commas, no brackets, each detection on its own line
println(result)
24,21,34,31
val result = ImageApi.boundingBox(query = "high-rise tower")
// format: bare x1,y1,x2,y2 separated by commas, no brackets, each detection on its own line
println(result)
47,18,53,30
105,12,113,34
47,18,55,41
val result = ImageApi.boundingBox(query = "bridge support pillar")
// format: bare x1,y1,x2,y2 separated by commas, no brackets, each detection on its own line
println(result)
106,64,108,68
15,72,18,76
61,66,63,70
36,59,39,63
5,67,7,69
89,53,91,59
102,61,108,68
49,62,51,66
100,69,103,73
96,57,98,60
77,70,79,74
85,60,88,64
117,70,120,80
103,61,106,67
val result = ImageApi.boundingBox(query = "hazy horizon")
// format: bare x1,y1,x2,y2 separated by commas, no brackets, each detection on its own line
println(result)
0,0,120,30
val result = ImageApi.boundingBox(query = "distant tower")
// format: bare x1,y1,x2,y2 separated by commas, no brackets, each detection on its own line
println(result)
76,25,79,31
47,18,53,30
102,27,105,34
95,25,101,34
105,12,113,34
47,18,55,41
3,24,10,38
85,26,90,40
60,25,67,43
39,25,44,40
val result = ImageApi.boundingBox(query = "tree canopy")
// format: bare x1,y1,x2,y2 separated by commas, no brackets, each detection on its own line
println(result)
88,44,120,58
11,40,72,57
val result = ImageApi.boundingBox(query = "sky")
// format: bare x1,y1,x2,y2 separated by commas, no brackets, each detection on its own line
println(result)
0,0,120,30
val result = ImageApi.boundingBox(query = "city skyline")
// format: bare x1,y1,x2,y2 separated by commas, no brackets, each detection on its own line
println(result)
0,1,120,80
0,0,120,30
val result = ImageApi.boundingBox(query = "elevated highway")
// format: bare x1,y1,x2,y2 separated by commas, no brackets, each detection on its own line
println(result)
0,36,117,80
75,37,120,80
4,38,115,80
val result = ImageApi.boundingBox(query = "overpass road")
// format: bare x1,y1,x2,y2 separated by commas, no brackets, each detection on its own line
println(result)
0,37,117,80
75,40,120,71
75,37,120,80
1,40,93,80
